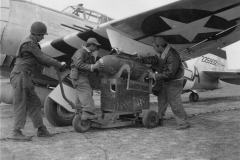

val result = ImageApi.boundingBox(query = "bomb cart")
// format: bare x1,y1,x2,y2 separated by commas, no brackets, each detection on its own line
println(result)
44,53,159,133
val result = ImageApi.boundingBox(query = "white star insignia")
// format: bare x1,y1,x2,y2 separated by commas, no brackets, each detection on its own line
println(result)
157,16,223,42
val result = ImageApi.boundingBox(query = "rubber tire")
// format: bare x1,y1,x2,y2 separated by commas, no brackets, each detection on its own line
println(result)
189,93,199,102
189,93,193,102
142,110,159,128
72,114,92,133
44,97,74,127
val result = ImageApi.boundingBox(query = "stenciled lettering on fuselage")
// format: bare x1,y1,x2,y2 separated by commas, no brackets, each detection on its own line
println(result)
182,62,200,88
201,56,218,66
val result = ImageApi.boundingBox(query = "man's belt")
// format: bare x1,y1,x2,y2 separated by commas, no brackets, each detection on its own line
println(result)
78,71,91,77
71,67,91,77
165,77,183,83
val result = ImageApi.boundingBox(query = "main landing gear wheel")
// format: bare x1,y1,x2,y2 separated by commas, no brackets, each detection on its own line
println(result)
142,110,159,128
189,92,199,102
44,97,74,126
72,114,92,133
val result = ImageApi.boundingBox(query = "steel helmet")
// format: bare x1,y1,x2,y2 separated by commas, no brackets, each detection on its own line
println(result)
30,21,48,35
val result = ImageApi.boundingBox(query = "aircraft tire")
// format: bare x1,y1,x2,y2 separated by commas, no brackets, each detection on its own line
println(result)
72,114,92,133
189,93,193,102
189,93,199,102
44,97,74,127
142,110,159,128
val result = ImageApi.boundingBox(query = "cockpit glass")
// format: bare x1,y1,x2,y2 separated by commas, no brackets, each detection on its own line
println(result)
85,10,100,23
72,7,84,19
62,5,113,24
62,6,75,14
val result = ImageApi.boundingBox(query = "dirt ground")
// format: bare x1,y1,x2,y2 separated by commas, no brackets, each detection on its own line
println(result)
1,82,240,160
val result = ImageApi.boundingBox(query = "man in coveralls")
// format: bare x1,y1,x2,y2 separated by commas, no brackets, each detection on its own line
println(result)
70,38,103,118
10,22,66,141
135,36,190,130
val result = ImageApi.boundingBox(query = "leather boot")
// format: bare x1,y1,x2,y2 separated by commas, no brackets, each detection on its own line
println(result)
81,110,101,120
37,126,54,137
81,111,96,120
176,124,190,130
158,119,164,126
12,129,32,141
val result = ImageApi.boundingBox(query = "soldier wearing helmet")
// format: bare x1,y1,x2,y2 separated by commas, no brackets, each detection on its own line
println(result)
70,37,104,118
10,21,67,141
134,36,190,130
30,21,48,35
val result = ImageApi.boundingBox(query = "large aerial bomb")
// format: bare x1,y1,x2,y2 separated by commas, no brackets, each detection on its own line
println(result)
98,55,149,80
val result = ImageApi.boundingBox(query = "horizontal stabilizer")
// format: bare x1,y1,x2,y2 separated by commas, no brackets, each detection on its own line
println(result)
203,71,240,85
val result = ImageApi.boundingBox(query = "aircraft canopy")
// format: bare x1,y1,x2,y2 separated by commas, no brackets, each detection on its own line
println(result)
62,4,113,24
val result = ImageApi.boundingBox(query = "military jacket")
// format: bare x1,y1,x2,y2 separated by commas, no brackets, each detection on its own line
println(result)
70,46,95,76
11,34,61,74
141,47,184,82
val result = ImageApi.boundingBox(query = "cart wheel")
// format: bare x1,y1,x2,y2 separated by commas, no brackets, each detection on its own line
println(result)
142,110,159,128
72,114,92,133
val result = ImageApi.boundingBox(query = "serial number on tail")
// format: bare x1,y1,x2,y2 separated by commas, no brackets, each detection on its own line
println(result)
201,56,217,66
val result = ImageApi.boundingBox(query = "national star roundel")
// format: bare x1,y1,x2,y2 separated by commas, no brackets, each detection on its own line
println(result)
141,9,236,44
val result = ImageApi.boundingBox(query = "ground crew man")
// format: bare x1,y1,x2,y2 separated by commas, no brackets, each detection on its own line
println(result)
135,36,190,130
10,21,66,141
70,38,103,118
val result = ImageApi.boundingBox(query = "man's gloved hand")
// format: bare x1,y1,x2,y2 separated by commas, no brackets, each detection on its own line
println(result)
60,62,67,68
136,52,145,58
148,71,156,80
132,52,144,61
93,61,104,70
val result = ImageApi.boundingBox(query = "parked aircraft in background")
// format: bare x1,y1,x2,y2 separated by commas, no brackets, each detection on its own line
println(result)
182,49,240,102
1,0,240,125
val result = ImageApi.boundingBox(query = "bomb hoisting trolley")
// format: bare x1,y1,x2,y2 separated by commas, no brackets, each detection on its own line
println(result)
55,55,159,133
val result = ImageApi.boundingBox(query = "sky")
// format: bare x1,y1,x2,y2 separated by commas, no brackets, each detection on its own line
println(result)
31,0,240,69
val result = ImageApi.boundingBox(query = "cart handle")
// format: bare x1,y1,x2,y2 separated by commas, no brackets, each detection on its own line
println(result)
55,67,75,108
148,78,153,93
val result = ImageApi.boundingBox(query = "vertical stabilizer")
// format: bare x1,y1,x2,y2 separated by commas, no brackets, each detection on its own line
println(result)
194,49,228,72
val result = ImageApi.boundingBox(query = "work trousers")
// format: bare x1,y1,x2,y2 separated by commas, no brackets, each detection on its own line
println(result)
10,71,43,130
158,79,189,126
71,74,95,112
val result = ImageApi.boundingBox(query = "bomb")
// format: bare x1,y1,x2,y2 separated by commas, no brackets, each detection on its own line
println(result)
98,55,149,80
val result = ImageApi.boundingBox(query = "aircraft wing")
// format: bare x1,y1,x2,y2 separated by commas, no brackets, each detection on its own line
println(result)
41,0,240,62
107,0,240,61
203,71,240,85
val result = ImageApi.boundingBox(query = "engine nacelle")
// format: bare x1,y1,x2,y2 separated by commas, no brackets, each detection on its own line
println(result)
99,55,149,81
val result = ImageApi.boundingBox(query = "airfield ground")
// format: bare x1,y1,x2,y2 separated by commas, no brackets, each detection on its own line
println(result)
0,82,240,160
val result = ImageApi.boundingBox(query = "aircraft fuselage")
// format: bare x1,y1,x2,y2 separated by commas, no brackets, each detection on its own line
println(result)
0,0,231,105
